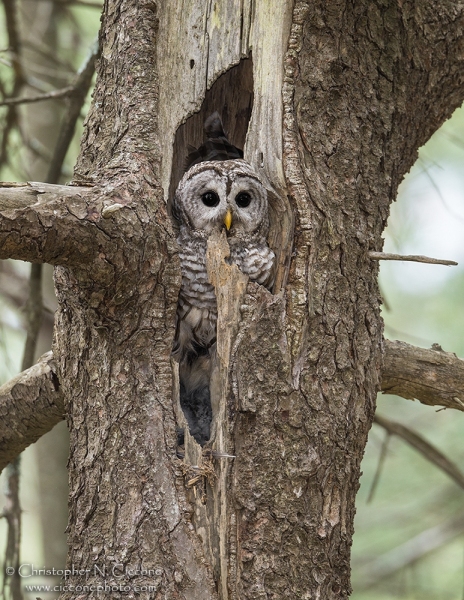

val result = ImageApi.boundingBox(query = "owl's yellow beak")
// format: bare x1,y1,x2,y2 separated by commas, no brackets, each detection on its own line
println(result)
224,209,232,231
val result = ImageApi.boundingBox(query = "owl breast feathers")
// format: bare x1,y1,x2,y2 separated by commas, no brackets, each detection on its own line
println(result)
172,114,275,446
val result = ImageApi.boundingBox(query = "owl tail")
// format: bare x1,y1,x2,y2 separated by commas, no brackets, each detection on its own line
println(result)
204,111,226,138
184,111,243,171
178,352,212,446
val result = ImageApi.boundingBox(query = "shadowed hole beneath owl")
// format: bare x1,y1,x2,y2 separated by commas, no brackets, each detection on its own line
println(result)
177,343,213,447
177,379,212,447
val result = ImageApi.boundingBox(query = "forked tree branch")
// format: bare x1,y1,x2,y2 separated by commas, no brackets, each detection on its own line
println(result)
0,351,64,473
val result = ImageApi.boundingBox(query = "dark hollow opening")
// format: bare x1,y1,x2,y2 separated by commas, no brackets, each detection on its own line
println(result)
168,57,254,203
170,58,254,448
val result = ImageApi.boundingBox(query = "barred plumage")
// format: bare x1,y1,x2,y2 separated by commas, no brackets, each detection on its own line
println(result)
172,114,275,446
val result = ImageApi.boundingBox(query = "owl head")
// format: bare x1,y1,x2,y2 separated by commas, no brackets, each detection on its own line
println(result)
173,159,269,240
173,113,269,240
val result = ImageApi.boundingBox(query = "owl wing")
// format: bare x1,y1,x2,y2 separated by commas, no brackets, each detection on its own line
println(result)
230,243,276,290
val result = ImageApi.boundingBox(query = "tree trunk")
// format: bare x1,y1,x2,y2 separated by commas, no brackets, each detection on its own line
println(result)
0,0,463,598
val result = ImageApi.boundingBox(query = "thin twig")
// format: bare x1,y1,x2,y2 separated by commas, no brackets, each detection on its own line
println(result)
368,251,457,266
374,414,464,489
0,85,75,106
39,0,103,7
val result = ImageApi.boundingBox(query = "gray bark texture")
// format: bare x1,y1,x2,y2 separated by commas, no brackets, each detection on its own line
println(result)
0,0,464,598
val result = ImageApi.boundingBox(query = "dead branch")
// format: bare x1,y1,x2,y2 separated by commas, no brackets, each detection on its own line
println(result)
0,351,64,473
368,251,457,266
356,512,464,589
374,414,464,490
44,0,103,7
382,340,464,411
0,85,75,106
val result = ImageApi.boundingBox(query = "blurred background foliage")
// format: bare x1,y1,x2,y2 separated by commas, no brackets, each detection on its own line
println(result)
0,3,463,599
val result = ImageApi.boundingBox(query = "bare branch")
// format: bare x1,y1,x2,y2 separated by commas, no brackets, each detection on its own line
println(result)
382,340,464,412
41,0,103,7
0,352,65,474
0,85,75,106
0,38,97,110
374,414,464,490
356,513,464,590
368,251,457,266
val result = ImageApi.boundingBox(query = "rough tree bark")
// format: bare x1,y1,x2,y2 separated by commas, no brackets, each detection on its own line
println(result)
1,1,464,598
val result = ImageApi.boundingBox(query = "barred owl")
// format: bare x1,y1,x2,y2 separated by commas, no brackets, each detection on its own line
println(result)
172,113,275,446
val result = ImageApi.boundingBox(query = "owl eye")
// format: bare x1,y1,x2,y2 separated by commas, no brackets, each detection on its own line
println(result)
235,192,251,208
201,191,220,207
